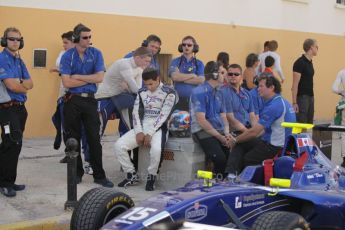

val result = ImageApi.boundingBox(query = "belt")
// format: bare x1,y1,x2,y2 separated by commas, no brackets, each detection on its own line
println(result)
68,92,95,98
0,101,25,109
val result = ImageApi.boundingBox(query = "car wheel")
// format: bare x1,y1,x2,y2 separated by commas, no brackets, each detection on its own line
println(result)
70,187,135,230
251,211,310,230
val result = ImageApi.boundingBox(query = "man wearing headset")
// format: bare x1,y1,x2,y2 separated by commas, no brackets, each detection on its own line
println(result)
0,27,33,197
169,36,204,111
190,61,233,179
124,34,161,72
60,23,113,188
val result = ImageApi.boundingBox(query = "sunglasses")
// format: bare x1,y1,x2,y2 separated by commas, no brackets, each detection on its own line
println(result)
7,37,23,42
81,35,92,40
182,43,193,47
228,72,241,76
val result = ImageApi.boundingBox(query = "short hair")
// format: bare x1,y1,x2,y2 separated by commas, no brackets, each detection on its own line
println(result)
303,38,316,52
182,35,197,45
142,67,159,81
268,40,278,51
61,31,73,41
265,56,275,68
245,53,259,68
133,47,152,58
146,34,161,45
73,23,91,36
217,52,230,69
3,27,21,38
204,61,219,81
228,63,242,74
258,75,281,94
264,41,270,48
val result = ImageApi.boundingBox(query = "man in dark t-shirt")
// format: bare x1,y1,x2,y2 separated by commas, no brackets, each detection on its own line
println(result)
291,38,318,123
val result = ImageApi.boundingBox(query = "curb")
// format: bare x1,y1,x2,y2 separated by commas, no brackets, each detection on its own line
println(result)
0,213,71,230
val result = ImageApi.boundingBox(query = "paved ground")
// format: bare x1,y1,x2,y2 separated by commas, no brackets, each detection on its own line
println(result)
0,132,343,226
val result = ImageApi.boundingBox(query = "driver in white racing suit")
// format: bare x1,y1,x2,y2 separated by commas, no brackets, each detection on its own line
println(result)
114,68,177,191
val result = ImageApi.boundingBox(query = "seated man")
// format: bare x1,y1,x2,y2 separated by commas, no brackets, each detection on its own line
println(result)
226,75,296,176
190,61,233,179
114,68,177,191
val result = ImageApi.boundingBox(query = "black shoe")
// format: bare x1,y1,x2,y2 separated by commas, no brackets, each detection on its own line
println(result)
145,174,156,191
0,187,16,197
118,172,139,188
94,178,114,188
13,184,25,191
59,156,68,163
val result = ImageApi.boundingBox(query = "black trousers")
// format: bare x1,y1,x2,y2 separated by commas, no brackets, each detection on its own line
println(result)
63,96,106,180
194,131,230,178
225,138,281,175
297,95,314,124
0,105,27,187
175,96,189,111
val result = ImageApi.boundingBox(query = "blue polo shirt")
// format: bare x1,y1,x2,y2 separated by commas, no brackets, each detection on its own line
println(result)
190,82,225,133
60,47,105,94
0,48,30,102
259,95,296,147
249,87,264,116
169,55,204,98
221,86,254,127
124,51,160,72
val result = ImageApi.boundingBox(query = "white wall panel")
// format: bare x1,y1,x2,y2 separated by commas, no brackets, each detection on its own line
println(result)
1,0,345,35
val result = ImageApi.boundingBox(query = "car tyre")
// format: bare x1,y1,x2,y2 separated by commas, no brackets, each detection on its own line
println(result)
70,187,135,230
251,211,310,230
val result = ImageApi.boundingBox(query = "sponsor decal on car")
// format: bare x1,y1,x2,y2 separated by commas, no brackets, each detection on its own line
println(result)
185,202,208,222
235,193,265,209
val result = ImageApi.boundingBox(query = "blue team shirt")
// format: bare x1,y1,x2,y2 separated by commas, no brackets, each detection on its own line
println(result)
60,47,105,94
249,87,264,116
190,82,225,133
169,55,204,98
259,94,296,147
221,86,254,127
124,51,160,72
0,48,30,102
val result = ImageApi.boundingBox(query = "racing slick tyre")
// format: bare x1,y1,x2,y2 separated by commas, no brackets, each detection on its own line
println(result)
251,211,310,230
71,187,135,230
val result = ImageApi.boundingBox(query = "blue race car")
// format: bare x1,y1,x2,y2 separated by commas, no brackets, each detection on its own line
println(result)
71,123,345,230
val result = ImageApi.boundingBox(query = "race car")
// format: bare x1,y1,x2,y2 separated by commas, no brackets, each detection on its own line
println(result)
70,123,345,230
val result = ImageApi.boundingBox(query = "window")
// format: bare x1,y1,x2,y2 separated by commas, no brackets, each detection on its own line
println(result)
337,0,345,5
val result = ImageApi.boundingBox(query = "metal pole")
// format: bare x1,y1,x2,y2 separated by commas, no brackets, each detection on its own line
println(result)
64,138,79,210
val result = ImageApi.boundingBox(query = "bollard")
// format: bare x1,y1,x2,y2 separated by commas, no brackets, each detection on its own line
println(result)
64,138,79,210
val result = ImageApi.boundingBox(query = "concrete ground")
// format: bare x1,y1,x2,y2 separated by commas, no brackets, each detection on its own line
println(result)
0,132,343,228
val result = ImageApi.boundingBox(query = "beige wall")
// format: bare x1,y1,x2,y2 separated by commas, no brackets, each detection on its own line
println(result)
1,6,343,137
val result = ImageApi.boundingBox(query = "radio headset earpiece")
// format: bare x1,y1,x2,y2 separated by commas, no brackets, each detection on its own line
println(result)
72,23,89,43
1,28,24,49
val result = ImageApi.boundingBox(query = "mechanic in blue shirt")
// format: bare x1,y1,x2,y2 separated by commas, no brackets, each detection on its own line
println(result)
190,61,233,178
169,36,204,111
225,75,296,176
250,73,268,120
0,27,33,197
222,64,257,134
124,34,161,73
60,23,113,188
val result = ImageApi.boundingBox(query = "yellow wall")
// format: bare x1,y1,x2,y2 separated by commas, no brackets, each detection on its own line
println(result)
0,6,343,137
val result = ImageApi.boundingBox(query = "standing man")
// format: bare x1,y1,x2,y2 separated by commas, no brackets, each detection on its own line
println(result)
291,38,318,124
169,36,204,111
124,34,161,72
190,61,232,178
60,23,113,187
0,27,33,197
222,64,257,134
115,68,177,191
226,76,296,176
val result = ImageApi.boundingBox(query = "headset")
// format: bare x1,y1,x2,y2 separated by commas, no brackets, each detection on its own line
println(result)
1,28,24,49
205,61,219,80
142,34,161,54
178,36,199,53
72,24,90,43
